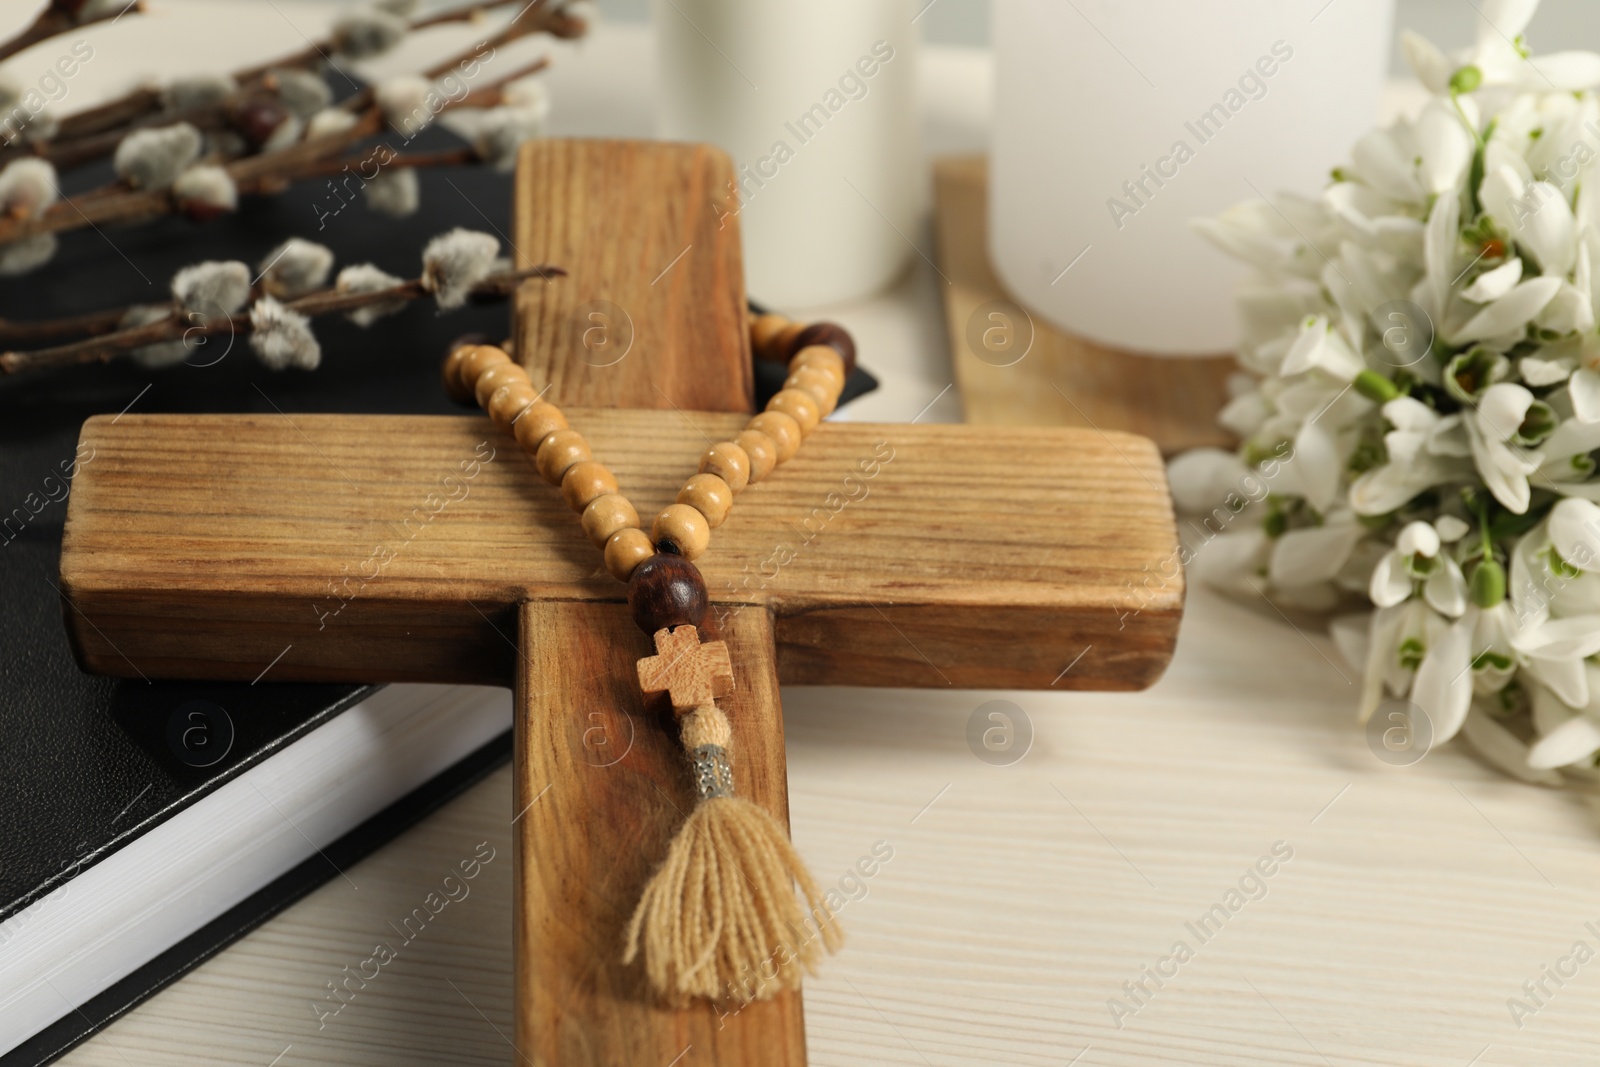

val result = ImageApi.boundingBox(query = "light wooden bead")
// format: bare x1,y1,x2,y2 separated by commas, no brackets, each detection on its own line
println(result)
790,345,847,388
699,441,750,493
582,492,638,547
487,380,537,428
767,388,820,437
535,428,590,485
678,473,733,527
747,411,801,463
653,503,711,560
604,527,654,582
784,366,840,416
735,429,777,483
561,460,618,511
512,402,567,451
475,361,529,409
751,313,791,361
442,344,477,402
457,345,511,392
790,350,847,394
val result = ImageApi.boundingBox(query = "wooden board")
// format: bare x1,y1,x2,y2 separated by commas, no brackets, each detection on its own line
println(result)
932,155,1236,455
59,411,1181,693
516,601,804,1065
512,139,753,413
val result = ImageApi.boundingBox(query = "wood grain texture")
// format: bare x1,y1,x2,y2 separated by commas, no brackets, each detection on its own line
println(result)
57,585,1600,1067
933,155,1236,456
58,412,1181,692
512,139,753,412
637,625,734,714
516,601,804,1066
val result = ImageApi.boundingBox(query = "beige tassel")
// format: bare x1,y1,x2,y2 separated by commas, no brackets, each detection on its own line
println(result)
623,703,842,1004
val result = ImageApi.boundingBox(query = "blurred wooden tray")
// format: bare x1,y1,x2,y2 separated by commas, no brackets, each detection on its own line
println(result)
932,155,1236,455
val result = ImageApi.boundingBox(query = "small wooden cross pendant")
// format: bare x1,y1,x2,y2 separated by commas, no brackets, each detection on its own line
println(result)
637,625,735,714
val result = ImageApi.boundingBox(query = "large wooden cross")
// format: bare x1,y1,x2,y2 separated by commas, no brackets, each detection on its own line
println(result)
58,140,1182,1066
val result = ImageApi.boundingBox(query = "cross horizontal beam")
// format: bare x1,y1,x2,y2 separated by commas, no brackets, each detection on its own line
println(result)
60,410,1180,692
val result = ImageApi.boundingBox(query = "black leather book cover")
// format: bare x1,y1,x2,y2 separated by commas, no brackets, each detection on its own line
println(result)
0,122,523,1063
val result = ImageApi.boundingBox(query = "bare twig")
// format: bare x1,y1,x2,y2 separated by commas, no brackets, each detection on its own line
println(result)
0,1,144,66
0,43,551,246
33,0,576,149
0,263,564,374
0,306,126,346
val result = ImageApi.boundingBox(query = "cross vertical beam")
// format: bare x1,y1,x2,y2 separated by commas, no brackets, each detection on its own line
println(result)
516,602,803,1064
507,140,805,1063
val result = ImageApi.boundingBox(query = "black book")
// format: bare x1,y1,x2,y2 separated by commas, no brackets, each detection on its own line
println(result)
0,134,526,1066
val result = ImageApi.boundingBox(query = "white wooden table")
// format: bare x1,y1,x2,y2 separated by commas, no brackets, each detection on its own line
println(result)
26,6,1600,1065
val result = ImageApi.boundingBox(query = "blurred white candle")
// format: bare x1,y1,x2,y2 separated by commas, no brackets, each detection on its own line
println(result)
990,0,1394,355
652,0,920,308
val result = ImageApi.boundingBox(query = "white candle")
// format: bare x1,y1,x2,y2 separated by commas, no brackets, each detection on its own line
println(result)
990,0,1395,355
651,0,921,308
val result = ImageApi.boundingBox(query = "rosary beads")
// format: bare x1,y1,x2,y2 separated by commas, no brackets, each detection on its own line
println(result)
441,315,851,635
439,311,854,1005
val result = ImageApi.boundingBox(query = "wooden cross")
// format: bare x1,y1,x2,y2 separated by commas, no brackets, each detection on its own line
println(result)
637,626,734,713
57,140,1183,1066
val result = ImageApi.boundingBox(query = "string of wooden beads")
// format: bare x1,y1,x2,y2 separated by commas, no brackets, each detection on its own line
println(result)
441,317,853,635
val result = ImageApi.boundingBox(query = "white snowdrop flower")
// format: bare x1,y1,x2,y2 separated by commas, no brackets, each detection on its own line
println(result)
249,297,321,370
0,158,58,218
1527,678,1600,769
1279,315,1365,381
1450,276,1563,347
1465,382,1547,514
363,167,419,217
335,263,407,326
0,234,57,276
266,69,333,120
1165,448,1248,514
1349,398,1473,516
377,75,433,136
1411,618,1474,743
1177,0,1600,784
1400,29,1453,95
113,123,202,190
420,228,499,310
171,260,251,317
161,73,237,113
474,105,547,171
1462,706,1563,785
331,6,408,59
305,108,358,140
1269,509,1368,592
172,164,237,218
258,238,334,299
120,304,189,369
1368,520,1468,617
1461,258,1522,303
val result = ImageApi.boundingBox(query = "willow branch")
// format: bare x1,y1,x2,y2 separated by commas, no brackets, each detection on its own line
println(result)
0,1,144,65
0,263,565,374
38,0,576,149
0,46,551,245
239,146,479,193
0,306,126,346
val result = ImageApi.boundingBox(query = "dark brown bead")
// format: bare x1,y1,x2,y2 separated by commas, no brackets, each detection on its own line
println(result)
627,552,708,635
230,95,292,149
788,321,856,376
